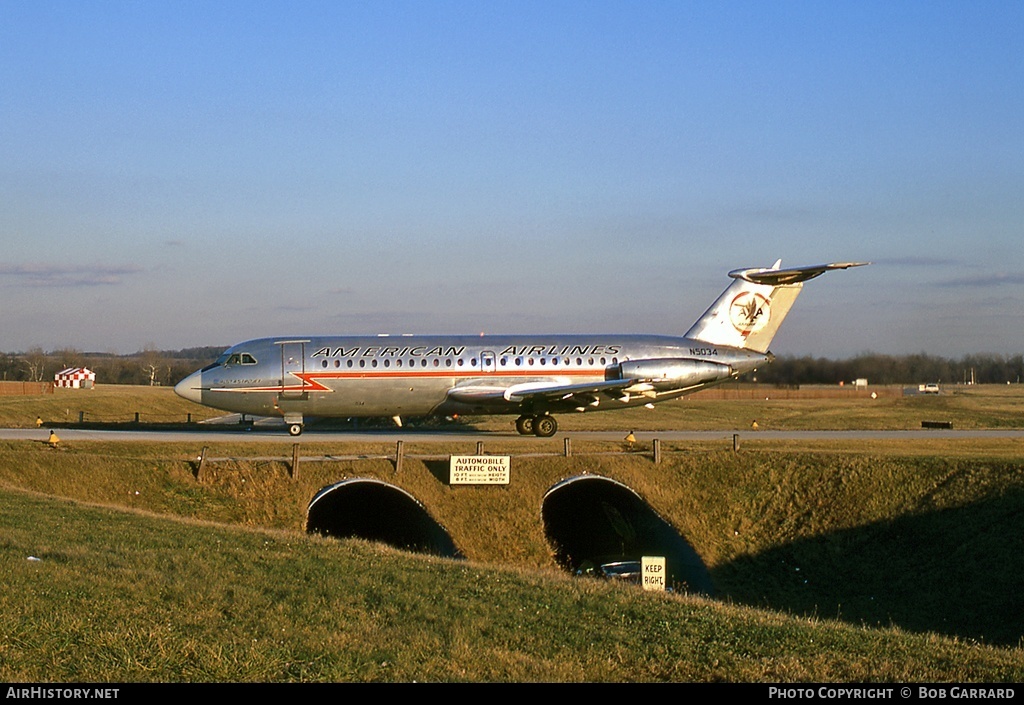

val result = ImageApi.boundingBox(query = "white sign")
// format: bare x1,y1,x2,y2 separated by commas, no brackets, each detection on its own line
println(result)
449,455,510,485
641,556,666,592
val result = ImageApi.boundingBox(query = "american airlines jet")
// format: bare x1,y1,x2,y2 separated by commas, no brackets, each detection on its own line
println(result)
175,261,867,436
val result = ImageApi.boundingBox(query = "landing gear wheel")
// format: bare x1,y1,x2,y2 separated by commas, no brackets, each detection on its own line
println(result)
533,415,557,437
515,415,534,435
288,423,304,437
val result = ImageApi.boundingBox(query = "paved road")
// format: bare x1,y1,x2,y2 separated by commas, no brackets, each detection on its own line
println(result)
5,426,1024,444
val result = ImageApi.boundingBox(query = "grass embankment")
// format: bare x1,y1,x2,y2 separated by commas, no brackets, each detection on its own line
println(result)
2,431,1024,681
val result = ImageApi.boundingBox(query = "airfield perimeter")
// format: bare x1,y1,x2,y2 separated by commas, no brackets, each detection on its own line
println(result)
4,383,1024,681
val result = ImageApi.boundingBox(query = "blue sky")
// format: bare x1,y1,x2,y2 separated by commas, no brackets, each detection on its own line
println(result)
2,1,1021,358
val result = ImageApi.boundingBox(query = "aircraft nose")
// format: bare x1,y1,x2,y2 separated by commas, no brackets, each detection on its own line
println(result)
174,371,203,404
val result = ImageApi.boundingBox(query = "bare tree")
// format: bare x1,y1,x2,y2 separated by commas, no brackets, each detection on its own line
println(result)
139,345,166,386
23,347,48,382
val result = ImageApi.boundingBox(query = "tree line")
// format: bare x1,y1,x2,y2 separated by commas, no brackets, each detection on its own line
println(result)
0,347,223,387
1,348,1021,388
755,352,1024,386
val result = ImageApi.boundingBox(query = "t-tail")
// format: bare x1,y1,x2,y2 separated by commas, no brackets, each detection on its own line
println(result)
684,260,869,354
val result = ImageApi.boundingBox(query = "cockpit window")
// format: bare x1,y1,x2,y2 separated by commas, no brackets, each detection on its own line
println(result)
214,352,258,367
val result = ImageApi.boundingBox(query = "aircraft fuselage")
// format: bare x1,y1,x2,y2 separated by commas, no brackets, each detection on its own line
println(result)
176,333,765,430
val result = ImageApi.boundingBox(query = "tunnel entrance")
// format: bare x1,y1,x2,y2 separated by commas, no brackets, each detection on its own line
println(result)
307,479,463,559
542,475,715,595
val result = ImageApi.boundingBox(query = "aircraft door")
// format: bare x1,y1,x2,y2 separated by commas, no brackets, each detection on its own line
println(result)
277,340,309,399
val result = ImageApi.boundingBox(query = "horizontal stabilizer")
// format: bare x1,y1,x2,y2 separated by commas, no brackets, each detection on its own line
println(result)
729,261,869,286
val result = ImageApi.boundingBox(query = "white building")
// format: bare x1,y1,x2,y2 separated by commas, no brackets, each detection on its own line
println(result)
54,367,96,389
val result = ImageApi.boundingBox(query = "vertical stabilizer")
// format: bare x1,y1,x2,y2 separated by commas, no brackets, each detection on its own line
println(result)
684,261,868,354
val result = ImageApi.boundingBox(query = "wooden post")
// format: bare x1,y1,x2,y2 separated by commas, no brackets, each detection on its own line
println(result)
291,443,300,478
395,440,404,473
653,438,661,464
564,437,571,457
196,446,208,479
78,411,85,423
477,441,484,455
733,434,740,452
134,412,140,423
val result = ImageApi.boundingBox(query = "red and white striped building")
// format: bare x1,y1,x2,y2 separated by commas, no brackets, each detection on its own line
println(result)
54,367,96,389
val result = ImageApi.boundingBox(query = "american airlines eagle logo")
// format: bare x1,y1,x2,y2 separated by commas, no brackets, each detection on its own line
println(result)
729,292,771,334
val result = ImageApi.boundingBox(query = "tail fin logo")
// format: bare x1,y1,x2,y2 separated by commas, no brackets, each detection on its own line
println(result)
729,292,771,334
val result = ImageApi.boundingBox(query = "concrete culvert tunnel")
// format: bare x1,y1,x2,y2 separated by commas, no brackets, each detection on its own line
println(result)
542,475,715,596
307,479,463,559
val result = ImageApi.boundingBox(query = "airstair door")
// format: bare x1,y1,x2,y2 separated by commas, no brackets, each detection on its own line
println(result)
277,340,310,399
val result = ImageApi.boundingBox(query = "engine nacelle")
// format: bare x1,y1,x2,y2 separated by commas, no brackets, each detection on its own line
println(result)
608,358,733,390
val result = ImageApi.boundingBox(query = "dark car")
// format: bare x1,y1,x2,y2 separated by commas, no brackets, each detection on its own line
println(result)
575,557,643,584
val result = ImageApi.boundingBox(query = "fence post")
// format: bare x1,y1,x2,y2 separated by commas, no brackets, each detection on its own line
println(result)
395,440,404,473
291,443,300,478
477,441,484,455
564,437,571,458
196,446,208,479
653,438,661,464
733,434,740,453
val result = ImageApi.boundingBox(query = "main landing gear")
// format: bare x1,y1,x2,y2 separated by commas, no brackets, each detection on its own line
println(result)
516,414,557,437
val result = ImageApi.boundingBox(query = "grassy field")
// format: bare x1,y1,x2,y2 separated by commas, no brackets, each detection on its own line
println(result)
6,382,1024,432
1,385,1023,682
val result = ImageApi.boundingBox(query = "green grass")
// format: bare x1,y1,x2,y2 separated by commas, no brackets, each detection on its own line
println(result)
2,385,1024,681
3,489,1022,683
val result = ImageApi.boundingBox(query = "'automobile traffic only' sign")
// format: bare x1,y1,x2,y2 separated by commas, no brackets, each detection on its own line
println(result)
449,455,511,485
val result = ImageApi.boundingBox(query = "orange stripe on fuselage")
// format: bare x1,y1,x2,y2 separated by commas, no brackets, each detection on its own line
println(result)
217,367,604,394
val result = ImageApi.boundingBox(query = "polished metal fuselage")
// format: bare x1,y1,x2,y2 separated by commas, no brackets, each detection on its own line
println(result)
177,333,768,420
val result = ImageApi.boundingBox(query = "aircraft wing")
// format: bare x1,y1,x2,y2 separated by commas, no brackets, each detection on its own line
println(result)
447,378,639,406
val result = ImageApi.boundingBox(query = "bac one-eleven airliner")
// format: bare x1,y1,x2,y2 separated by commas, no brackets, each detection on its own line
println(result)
175,260,867,436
